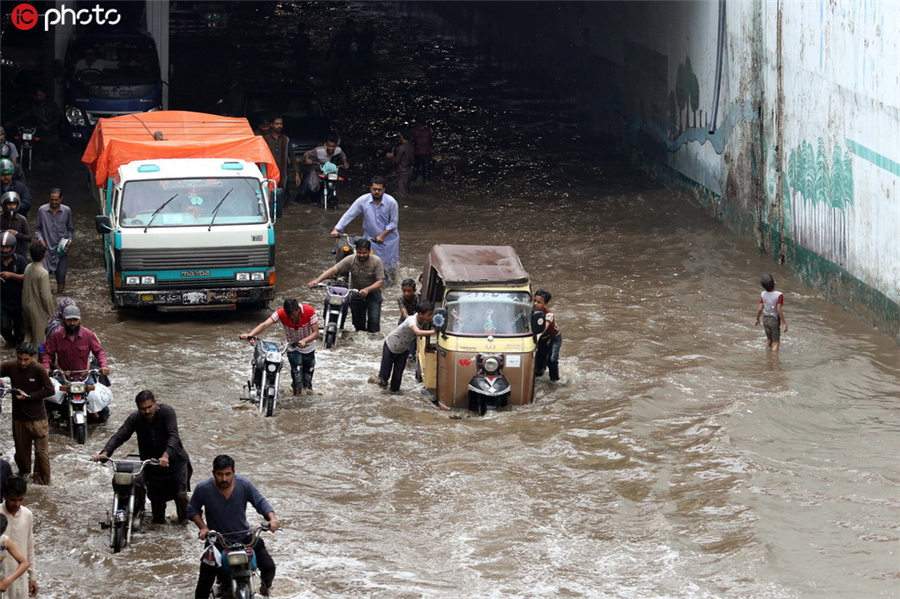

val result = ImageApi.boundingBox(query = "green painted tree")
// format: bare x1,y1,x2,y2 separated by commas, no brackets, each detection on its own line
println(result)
814,138,830,206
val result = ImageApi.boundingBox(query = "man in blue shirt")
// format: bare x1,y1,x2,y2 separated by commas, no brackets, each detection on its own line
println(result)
187,455,280,598
330,175,400,286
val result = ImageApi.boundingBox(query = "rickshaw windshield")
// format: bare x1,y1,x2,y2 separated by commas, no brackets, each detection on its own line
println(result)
445,291,532,336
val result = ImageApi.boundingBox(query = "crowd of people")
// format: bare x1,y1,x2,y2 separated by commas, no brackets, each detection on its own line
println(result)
254,114,433,206
0,115,567,596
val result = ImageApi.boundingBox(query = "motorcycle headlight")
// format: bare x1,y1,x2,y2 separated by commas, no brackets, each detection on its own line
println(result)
266,351,281,363
483,357,500,374
141,276,155,285
251,271,265,281
69,382,86,394
66,106,86,126
236,272,250,281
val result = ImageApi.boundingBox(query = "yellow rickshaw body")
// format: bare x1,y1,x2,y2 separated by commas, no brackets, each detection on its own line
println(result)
415,245,536,410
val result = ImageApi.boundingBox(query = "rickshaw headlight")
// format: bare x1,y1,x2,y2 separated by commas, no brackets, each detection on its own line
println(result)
483,357,500,374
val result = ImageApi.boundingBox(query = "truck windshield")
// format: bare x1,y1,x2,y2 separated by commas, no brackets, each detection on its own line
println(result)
445,291,532,336
120,178,266,227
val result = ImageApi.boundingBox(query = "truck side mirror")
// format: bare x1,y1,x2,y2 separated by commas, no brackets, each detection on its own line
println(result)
263,179,277,223
95,215,112,234
530,310,545,335
432,308,448,333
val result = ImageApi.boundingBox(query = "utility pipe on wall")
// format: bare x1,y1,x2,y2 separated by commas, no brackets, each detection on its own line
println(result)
709,0,726,134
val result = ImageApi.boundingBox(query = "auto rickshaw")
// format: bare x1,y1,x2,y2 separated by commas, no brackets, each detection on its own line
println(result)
415,245,545,413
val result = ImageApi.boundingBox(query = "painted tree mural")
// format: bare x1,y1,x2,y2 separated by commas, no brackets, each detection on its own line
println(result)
785,139,853,265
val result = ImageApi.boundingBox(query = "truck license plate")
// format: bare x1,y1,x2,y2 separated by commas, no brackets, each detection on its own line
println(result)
182,291,208,304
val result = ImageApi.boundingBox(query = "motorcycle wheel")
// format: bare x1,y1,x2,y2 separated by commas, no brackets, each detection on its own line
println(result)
263,388,275,417
112,521,126,553
233,579,252,599
324,328,337,349
263,373,277,417
73,421,87,445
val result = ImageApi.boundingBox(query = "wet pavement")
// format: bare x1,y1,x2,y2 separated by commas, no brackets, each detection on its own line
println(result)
4,2,899,598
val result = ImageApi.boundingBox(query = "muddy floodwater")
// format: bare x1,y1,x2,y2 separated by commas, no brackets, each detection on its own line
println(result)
9,157,897,598
6,2,898,597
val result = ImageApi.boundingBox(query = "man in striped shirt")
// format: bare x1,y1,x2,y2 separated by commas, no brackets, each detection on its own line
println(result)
241,298,319,395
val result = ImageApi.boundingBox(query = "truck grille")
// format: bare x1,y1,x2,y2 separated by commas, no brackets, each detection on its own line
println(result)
120,246,271,270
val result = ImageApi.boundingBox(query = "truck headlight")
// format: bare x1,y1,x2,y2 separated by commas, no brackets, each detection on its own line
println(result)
236,272,250,281
251,272,265,281
141,276,156,285
65,106,86,126
125,276,140,285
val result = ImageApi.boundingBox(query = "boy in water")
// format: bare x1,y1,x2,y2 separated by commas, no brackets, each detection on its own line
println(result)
533,289,562,383
755,273,788,351
370,301,436,392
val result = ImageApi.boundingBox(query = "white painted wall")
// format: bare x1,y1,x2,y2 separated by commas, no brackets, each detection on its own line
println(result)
616,0,899,307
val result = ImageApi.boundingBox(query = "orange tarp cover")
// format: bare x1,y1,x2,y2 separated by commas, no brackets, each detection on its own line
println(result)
81,111,280,185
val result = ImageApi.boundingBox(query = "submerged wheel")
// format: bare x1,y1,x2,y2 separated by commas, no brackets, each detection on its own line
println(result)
73,422,87,445
324,329,337,349
112,521,126,553
414,361,422,382
264,389,275,417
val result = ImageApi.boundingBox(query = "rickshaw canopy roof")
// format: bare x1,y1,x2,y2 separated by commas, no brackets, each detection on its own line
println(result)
427,244,530,285
81,110,280,186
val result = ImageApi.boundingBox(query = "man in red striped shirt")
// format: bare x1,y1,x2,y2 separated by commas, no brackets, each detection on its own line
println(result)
241,298,319,396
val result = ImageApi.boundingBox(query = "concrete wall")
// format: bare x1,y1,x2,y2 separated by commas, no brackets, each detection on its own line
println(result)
613,0,899,336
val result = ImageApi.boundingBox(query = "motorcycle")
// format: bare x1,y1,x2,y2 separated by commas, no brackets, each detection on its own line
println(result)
317,234,359,349
467,354,511,415
317,282,357,349
317,160,345,210
202,523,271,599
244,338,289,417
51,369,100,444
98,456,159,553
14,127,37,173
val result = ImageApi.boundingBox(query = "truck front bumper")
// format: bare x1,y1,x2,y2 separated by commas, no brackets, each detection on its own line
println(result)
113,286,274,309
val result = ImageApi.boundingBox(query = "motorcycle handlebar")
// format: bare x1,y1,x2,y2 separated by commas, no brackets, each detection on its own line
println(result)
52,368,101,382
98,457,160,475
206,523,271,547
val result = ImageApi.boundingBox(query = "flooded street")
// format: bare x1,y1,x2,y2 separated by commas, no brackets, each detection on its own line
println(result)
4,2,898,598
13,158,898,598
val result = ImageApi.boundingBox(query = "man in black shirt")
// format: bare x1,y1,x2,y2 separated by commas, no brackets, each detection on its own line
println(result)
93,390,192,523
0,231,26,346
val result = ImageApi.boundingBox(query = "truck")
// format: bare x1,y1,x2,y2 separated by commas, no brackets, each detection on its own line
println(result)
63,32,163,143
82,111,281,311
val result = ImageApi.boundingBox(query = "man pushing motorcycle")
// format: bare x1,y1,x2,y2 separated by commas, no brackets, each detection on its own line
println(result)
92,390,192,524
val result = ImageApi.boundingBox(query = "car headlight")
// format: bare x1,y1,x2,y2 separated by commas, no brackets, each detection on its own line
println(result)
65,106,86,126
236,272,250,281
251,272,265,281
483,357,500,374
125,276,140,285
141,276,155,285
